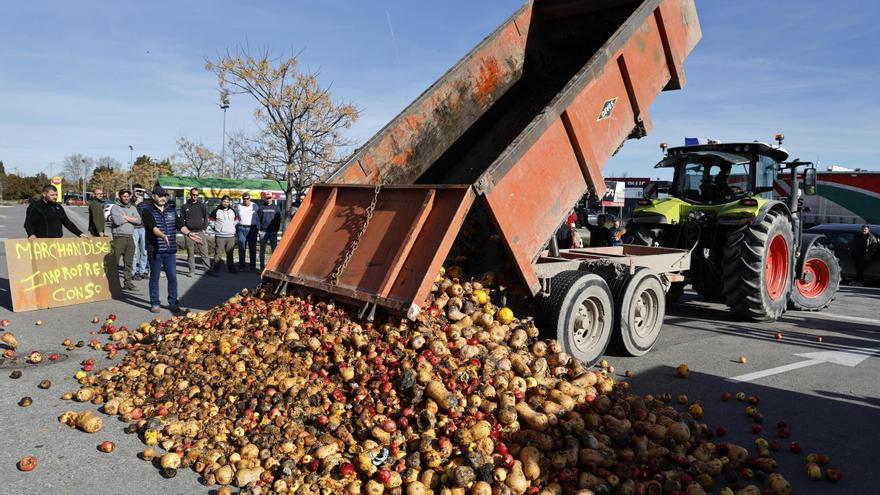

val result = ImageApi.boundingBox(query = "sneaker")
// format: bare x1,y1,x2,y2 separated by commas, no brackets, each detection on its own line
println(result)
133,274,141,281
150,306,161,313
184,272,192,278
170,305,187,315
123,283,136,291
213,264,221,273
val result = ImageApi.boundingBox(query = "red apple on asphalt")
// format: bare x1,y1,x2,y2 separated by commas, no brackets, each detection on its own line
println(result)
789,441,802,454
18,455,37,471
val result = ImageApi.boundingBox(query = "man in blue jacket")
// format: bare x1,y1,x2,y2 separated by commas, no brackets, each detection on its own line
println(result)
257,198,281,271
141,186,203,314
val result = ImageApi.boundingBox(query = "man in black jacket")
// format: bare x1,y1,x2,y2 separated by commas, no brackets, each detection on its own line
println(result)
24,185,89,239
850,224,879,286
180,188,214,277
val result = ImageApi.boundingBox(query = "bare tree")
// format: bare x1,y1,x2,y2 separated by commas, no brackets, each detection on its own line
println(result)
226,130,260,180
174,137,221,178
62,153,94,195
206,46,359,216
95,156,122,170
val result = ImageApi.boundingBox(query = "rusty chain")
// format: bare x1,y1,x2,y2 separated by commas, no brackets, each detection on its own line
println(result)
330,181,383,287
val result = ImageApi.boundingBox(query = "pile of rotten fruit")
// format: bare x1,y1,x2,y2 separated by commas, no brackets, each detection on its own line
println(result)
56,269,805,495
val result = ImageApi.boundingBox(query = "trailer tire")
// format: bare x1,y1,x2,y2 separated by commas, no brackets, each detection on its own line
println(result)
722,209,793,320
788,243,840,311
609,268,666,356
542,271,614,367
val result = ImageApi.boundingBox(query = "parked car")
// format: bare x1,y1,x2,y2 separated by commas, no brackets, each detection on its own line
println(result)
806,223,880,283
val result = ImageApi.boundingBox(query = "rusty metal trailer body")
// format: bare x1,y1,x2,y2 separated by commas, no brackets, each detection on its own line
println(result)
265,0,701,361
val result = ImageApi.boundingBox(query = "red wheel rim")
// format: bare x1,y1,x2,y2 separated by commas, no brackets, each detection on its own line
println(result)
797,258,830,298
765,234,789,301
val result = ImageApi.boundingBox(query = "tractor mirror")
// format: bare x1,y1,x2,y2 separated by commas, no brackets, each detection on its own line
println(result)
804,168,817,196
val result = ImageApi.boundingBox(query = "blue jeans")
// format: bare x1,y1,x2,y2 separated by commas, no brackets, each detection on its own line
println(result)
148,252,178,307
237,225,258,268
259,231,278,269
132,228,148,275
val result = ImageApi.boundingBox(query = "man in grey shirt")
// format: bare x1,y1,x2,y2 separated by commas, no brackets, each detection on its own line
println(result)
109,189,142,290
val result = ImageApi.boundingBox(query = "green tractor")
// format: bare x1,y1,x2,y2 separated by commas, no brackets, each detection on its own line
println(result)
626,136,840,320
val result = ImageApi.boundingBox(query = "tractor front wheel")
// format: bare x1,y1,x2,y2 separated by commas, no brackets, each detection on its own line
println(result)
788,244,840,311
722,210,794,320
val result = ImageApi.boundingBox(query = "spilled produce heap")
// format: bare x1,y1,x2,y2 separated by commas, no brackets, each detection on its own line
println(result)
61,270,796,495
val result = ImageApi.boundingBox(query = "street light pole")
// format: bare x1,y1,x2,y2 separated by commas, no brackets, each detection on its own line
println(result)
81,158,87,204
129,145,134,190
220,90,230,177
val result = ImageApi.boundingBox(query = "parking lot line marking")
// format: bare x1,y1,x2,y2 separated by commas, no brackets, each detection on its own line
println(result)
786,312,880,326
729,348,877,382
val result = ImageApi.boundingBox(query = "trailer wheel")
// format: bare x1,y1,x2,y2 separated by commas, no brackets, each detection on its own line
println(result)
788,243,840,311
722,209,793,320
610,268,666,356
542,271,614,367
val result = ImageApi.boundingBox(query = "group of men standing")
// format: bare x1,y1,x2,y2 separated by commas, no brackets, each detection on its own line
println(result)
178,188,281,275
25,183,282,314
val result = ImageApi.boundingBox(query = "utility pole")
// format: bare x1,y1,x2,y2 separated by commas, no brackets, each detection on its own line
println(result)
220,89,230,177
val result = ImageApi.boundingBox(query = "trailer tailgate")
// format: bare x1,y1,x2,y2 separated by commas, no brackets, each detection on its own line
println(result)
264,184,474,317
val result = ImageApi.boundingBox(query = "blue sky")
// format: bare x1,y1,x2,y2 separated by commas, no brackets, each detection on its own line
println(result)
1,0,878,180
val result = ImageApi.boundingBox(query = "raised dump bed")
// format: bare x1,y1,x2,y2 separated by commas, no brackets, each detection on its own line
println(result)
265,0,701,363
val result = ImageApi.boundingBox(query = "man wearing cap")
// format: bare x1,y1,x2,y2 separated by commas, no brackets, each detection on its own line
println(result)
257,198,281,271
140,185,202,314
235,193,260,271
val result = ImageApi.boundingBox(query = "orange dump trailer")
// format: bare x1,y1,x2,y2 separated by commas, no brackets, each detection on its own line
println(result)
265,0,701,364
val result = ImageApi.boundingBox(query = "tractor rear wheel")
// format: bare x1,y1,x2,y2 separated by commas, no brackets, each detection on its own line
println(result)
623,224,660,246
722,210,794,320
788,244,840,311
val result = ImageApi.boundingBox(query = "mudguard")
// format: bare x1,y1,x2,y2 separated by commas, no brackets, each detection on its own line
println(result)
796,233,826,280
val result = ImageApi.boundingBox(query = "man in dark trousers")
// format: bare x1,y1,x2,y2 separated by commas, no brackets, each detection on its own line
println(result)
180,187,214,277
257,198,281,270
141,185,203,314
850,224,878,286
24,185,88,239
87,188,107,237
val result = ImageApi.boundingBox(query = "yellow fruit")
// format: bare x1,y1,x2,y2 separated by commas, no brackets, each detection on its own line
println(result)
472,289,488,305
144,429,159,446
497,307,514,325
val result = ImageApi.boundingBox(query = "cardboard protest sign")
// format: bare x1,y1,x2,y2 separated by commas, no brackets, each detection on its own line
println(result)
5,238,121,312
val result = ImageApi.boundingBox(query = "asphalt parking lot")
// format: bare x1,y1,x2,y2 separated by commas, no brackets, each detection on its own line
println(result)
0,202,878,494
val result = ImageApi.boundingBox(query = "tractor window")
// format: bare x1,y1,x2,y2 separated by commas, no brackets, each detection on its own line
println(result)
756,155,778,198
680,163,704,200
716,163,750,192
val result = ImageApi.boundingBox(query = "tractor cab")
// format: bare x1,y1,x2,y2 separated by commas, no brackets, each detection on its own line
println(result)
656,142,788,205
